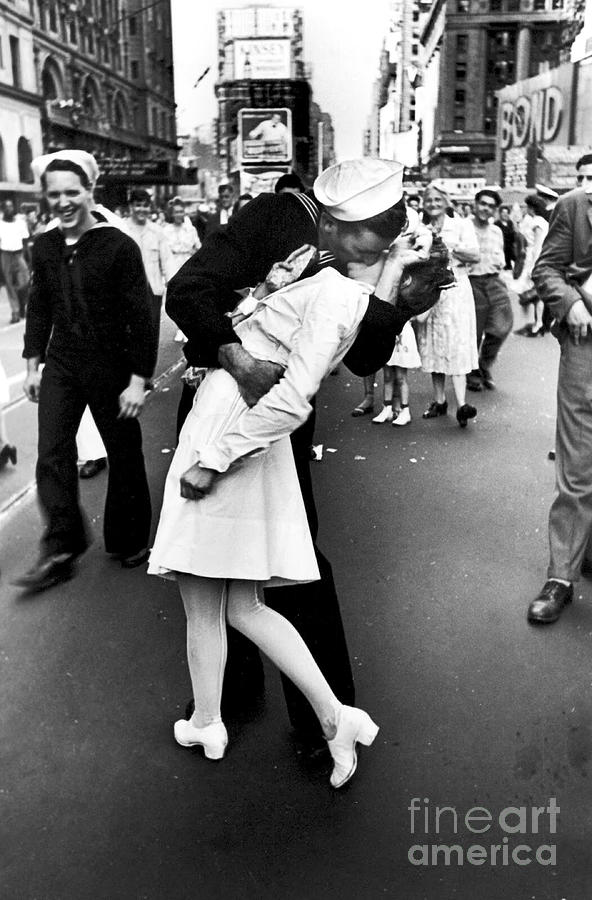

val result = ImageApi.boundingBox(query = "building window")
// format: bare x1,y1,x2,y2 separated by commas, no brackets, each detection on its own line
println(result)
49,2,58,31
455,62,467,80
152,106,158,135
552,0,563,7
69,20,77,43
455,88,466,104
457,0,470,10
490,0,502,10
87,29,94,54
41,61,61,100
533,0,546,7
131,59,139,79
17,137,34,184
507,0,521,9
454,115,466,130
129,16,137,35
9,35,20,88
456,34,468,55
484,116,495,133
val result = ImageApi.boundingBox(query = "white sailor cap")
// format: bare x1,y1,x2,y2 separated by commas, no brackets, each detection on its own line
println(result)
535,183,559,201
31,150,100,187
314,158,404,222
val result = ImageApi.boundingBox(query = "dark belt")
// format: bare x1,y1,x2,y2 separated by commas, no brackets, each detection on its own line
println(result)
469,272,500,279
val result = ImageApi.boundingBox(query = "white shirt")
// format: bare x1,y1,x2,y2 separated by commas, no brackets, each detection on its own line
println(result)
127,219,173,295
197,269,371,473
162,220,200,276
0,218,28,252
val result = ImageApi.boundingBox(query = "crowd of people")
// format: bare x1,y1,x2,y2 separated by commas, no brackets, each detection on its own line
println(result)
3,146,592,792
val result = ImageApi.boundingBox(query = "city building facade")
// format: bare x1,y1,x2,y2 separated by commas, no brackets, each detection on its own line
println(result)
365,0,426,175
30,0,178,206
0,0,43,206
416,0,585,198
215,5,335,193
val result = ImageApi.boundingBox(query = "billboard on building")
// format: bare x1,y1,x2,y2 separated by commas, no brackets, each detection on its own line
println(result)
497,63,577,188
238,108,292,164
233,39,291,79
223,7,295,39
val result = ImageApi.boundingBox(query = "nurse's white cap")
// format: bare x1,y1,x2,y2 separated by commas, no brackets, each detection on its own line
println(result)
31,150,99,187
314,158,405,222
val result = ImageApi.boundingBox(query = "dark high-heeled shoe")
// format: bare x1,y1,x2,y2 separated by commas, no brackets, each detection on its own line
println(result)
423,400,448,419
456,403,477,428
0,444,17,470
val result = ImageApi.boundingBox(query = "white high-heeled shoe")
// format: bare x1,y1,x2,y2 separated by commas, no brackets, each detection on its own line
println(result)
326,706,379,789
173,719,228,760
372,406,394,424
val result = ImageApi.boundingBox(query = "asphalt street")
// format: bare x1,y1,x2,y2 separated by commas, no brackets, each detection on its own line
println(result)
1,292,591,899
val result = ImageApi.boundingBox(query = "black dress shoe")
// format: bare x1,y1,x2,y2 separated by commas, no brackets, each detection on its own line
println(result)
423,400,448,419
0,444,17,469
456,403,477,428
120,548,149,568
527,580,573,624
13,552,77,592
480,367,496,390
79,458,107,479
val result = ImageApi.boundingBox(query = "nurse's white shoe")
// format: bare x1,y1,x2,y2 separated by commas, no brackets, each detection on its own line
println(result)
174,719,228,759
372,406,394,424
326,706,379,788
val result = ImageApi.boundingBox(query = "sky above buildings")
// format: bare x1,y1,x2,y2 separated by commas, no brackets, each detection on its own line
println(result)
171,0,392,159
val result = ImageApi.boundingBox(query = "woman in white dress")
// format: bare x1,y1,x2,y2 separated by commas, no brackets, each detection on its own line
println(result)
149,244,421,788
512,194,549,337
415,183,480,428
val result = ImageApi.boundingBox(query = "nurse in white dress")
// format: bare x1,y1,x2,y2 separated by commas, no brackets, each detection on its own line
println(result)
149,263,388,787
150,159,433,789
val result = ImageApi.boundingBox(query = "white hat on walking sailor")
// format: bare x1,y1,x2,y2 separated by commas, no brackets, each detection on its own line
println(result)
31,150,100,187
314,158,404,222
535,183,559,201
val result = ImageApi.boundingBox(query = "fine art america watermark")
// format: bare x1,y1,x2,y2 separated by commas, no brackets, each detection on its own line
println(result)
407,797,559,867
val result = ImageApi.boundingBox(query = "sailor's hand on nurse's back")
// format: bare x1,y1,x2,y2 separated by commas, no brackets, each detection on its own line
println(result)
218,344,283,407
264,245,317,293
180,463,217,501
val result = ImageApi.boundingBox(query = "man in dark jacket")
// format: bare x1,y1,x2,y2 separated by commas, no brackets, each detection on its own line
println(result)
167,158,439,749
15,151,155,592
527,184,592,624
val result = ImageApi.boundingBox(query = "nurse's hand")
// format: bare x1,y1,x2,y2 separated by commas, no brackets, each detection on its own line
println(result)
180,463,217,500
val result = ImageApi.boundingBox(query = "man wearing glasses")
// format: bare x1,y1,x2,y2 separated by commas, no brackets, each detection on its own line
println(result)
466,188,514,392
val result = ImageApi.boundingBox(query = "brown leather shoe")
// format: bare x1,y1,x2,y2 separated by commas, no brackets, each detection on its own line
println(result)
527,580,573,624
